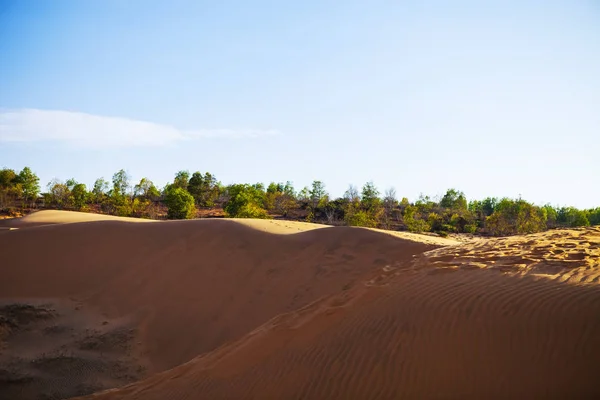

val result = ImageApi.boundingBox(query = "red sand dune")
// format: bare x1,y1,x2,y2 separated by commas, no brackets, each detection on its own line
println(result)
1,211,599,399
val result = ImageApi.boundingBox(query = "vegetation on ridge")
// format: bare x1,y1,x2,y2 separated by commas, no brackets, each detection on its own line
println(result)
1,166,599,237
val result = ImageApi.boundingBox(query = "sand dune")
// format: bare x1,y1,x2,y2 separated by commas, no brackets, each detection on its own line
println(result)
424,226,600,284
0,212,443,398
0,210,155,228
76,266,600,400
1,211,599,399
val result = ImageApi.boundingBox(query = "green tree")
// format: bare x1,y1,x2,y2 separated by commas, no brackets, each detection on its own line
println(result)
345,209,378,227
297,186,310,203
15,167,40,206
131,178,159,218
427,212,445,232
224,184,269,218
264,182,281,211
173,170,190,190
267,182,282,194
542,205,559,228
485,198,547,236
0,169,16,187
107,170,133,216
92,178,110,206
415,194,436,215
481,197,498,216
111,169,130,196
344,181,383,227
65,178,78,191
588,208,600,226
282,181,295,197
361,181,381,211
440,188,467,210
46,179,72,209
263,182,296,216
188,172,219,207
164,187,196,219
134,178,160,201
0,168,18,209
71,183,89,210
403,204,431,232
309,181,328,209
187,172,204,200
556,207,589,227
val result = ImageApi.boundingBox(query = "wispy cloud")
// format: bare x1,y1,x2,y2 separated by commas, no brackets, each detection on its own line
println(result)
0,108,280,148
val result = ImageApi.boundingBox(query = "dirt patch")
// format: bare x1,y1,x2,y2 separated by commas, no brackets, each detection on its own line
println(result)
0,299,148,400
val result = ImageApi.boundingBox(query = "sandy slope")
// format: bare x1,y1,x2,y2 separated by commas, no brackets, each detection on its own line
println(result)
423,226,600,284
1,211,599,399
0,210,155,228
0,211,456,247
73,227,600,399
0,212,445,398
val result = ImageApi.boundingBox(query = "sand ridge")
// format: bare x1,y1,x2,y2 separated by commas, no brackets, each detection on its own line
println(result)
72,244,600,399
1,210,461,247
0,215,439,374
0,210,155,228
423,226,600,284
2,211,599,399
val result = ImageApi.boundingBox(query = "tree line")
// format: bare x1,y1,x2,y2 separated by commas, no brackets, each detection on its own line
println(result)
1,166,599,237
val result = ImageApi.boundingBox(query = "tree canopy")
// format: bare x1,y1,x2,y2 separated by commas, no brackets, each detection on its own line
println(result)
164,187,195,219
1,165,598,237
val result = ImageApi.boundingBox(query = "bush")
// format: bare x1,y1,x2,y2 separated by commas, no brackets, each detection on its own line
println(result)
402,205,431,232
406,218,431,232
345,209,378,227
588,208,600,226
235,203,270,219
463,224,477,234
557,207,590,227
224,184,269,219
485,198,546,236
427,212,444,232
165,187,195,219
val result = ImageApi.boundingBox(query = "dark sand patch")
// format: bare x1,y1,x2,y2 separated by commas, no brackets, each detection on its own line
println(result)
0,299,147,400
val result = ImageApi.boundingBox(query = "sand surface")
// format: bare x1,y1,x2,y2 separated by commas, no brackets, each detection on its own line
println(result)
0,210,155,229
1,211,599,399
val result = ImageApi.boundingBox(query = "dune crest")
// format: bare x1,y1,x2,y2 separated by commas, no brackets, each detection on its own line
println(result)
423,226,600,284
1,211,599,399
0,210,155,228
1,213,442,398
74,241,600,399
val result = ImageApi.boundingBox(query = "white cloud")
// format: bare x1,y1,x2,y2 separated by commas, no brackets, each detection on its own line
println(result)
0,108,280,148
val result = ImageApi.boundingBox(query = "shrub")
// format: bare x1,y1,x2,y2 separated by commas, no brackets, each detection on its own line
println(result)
485,198,546,236
345,209,377,227
165,187,195,219
224,184,269,219
463,223,477,234
234,202,269,219
403,205,431,232
557,207,590,227
427,212,444,232
406,218,431,232
588,208,600,226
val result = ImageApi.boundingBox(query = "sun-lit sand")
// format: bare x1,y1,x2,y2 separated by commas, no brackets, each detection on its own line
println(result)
0,209,156,228
423,226,600,284
1,211,599,399
232,218,332,234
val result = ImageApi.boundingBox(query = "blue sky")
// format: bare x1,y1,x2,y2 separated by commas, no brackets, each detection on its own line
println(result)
1,0,599,208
